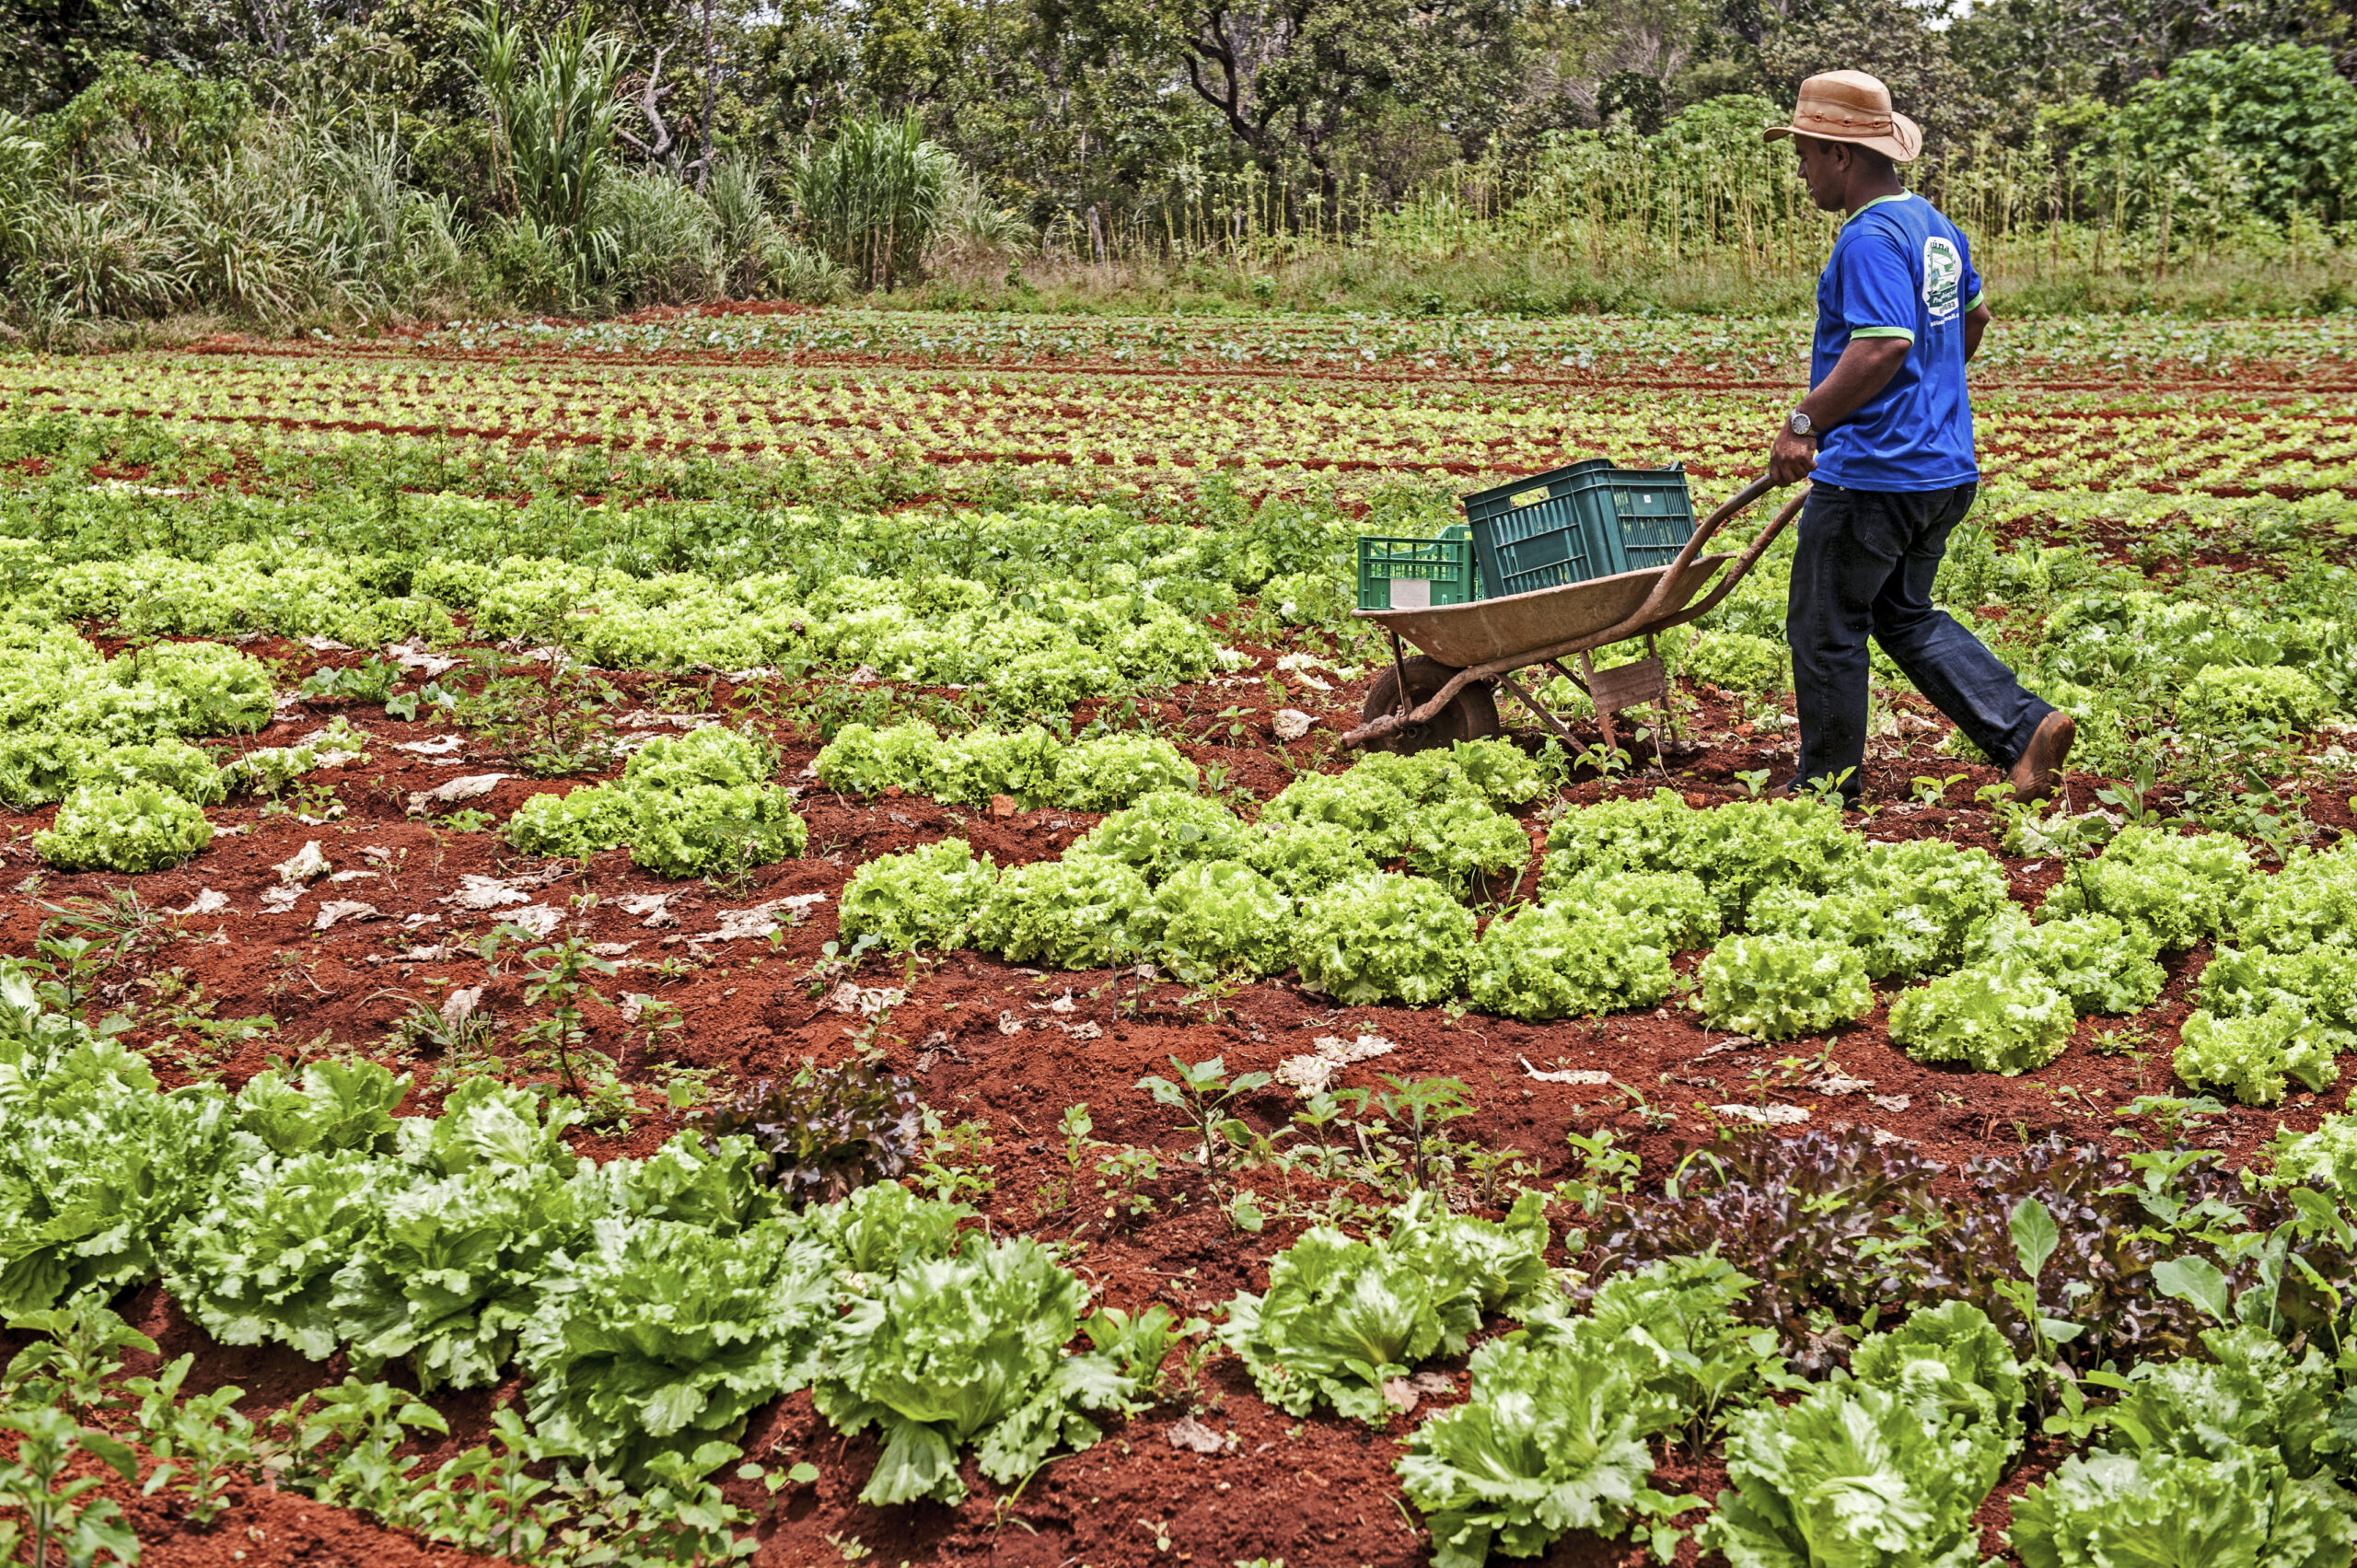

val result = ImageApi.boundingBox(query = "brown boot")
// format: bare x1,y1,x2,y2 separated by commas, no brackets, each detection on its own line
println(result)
2007,711,2075,803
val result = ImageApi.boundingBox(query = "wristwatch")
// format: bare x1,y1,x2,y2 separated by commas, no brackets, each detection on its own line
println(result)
1787,410,1816,438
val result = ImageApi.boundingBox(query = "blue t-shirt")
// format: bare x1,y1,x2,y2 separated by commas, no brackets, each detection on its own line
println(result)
1810,192,1984,492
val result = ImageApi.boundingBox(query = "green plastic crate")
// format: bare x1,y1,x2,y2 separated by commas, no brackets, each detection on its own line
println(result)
1356,527,1479,610
1461,459,1697,597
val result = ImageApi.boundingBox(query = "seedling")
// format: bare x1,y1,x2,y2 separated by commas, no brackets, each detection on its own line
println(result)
1136,1055,1271,1183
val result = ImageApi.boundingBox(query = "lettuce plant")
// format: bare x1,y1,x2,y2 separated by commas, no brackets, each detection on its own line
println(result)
2038,825,2254,949
1696,935,1872,1040
1404,797,1530,894
1469,907,1674,1021
838,837,999,951
77,738,225,805
814,720,942,796
1984,911,2167,1016
626,783,807,877
1848,1300,2026,1445
2266,1113,2357,1195
35,782,214,872
2177,663,2328,737
696,1063,923,1205
972,856,1153,970
1888,957,2075,1075
619,725,773,791
1047,732,1197,811
811,1232,1148,1505
1246,820,1377,898
1702,1377,2009,1568
233,1060,409,1158
1293,872,1474,1005
165,1147,387,1360
504,785,635,859
2235,841,2357,954
1069,790,1250,882
1150,859,1294,976
2010,1447,2352,1568
1542,867,1719,950
2198,944,2357,1050
1261,770,1416,859
1679,629,1787,692
523,1214,841,1482
2175,1005,2337,1107
1222,1192,1550,1423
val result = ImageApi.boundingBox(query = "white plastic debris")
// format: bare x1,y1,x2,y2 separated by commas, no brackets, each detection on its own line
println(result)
274,842,331,885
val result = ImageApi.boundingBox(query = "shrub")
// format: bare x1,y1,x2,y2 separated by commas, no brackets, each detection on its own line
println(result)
35,783,214,872
1293,872,1473,1006
1888,958,2075,1075
1696,934,1871,1040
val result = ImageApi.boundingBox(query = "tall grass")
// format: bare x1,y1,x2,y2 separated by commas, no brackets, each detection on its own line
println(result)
794,113,949,290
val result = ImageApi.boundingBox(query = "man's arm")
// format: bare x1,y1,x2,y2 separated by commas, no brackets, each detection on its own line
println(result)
1768,336,1911,486
1964,301,1990,362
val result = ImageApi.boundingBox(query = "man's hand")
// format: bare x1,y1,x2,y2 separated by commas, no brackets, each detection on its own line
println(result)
1770,427,1818,486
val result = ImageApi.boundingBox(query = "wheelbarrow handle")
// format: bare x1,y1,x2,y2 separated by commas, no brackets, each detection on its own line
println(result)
1591,470,1781,645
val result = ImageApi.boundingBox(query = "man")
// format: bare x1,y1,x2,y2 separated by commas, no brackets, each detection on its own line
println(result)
1761,70,2073,805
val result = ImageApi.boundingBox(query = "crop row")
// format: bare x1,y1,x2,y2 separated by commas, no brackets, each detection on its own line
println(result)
373,308,2357,382
7,358,2355,499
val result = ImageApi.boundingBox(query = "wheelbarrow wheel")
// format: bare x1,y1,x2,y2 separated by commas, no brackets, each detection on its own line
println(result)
1362,656,1500,754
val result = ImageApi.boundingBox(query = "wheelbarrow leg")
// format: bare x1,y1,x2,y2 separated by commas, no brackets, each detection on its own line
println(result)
1577,651,1618,758
1492,673,1582,750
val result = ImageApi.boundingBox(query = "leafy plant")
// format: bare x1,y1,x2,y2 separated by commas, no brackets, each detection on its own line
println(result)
972,855,1153,969
1150,859,1295,977
2175,1006,2337,1106
697,1061,923,1204
1696,934,1872,1041
166,1145,387,1359
1136,1055,1271,1181
838,837,999,952
0,1404,141,1568
1220,1191,1550,1423
33,781,214,872
810,1231,1151,1505
1292,872,1474,1006
1469,906,1675,1021
1887,956,2076,1075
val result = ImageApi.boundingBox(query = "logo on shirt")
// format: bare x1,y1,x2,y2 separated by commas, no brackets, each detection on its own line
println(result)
1924,237,1963,326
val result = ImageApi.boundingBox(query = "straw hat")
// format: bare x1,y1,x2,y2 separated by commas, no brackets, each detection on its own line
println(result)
1763,71,1923,162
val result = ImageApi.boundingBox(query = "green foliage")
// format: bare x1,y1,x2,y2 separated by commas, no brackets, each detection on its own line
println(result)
1749,838,2012,981
1983,912,2167,1016
2178,663,2330,736
233,1059,409,1156
1469,907,1675,1021
165,1148,385,1359
33,781,212,871
521,1214,838,1483
2235,841,2357,955
1697,934,1872,1041
625,782,807,877
795,112,951,290
1541,791,1855,923
1702,1378,2010,1568
0,1028,233,1316
2038,825,2254,950
811,1230,1147,1505
1246,820,1378,898
1069,790,1250,882
2010,1447,2355,1568
1150,859,1294,976
2118,44,2357,224
1888,957,2076,1076
838,837,999,951
2174,1005,2337,1107
1849,1300,2026,1445
1261,769,1416,858
1680,629,1787,692
1404,796,1530,894
503,785,635,859
1541,867,1720,950
2197,944,2357,1050
1222,1192,1550,1423
1292,872,1475,1006
972,856,1153,969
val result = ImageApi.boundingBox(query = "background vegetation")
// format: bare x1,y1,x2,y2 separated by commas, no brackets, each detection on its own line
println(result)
1,0,2354,336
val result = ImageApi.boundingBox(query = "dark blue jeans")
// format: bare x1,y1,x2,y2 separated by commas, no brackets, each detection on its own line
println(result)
1786,482,2052,800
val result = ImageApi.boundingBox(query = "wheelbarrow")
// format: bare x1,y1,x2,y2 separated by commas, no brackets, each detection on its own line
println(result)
1342,472,1805,755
